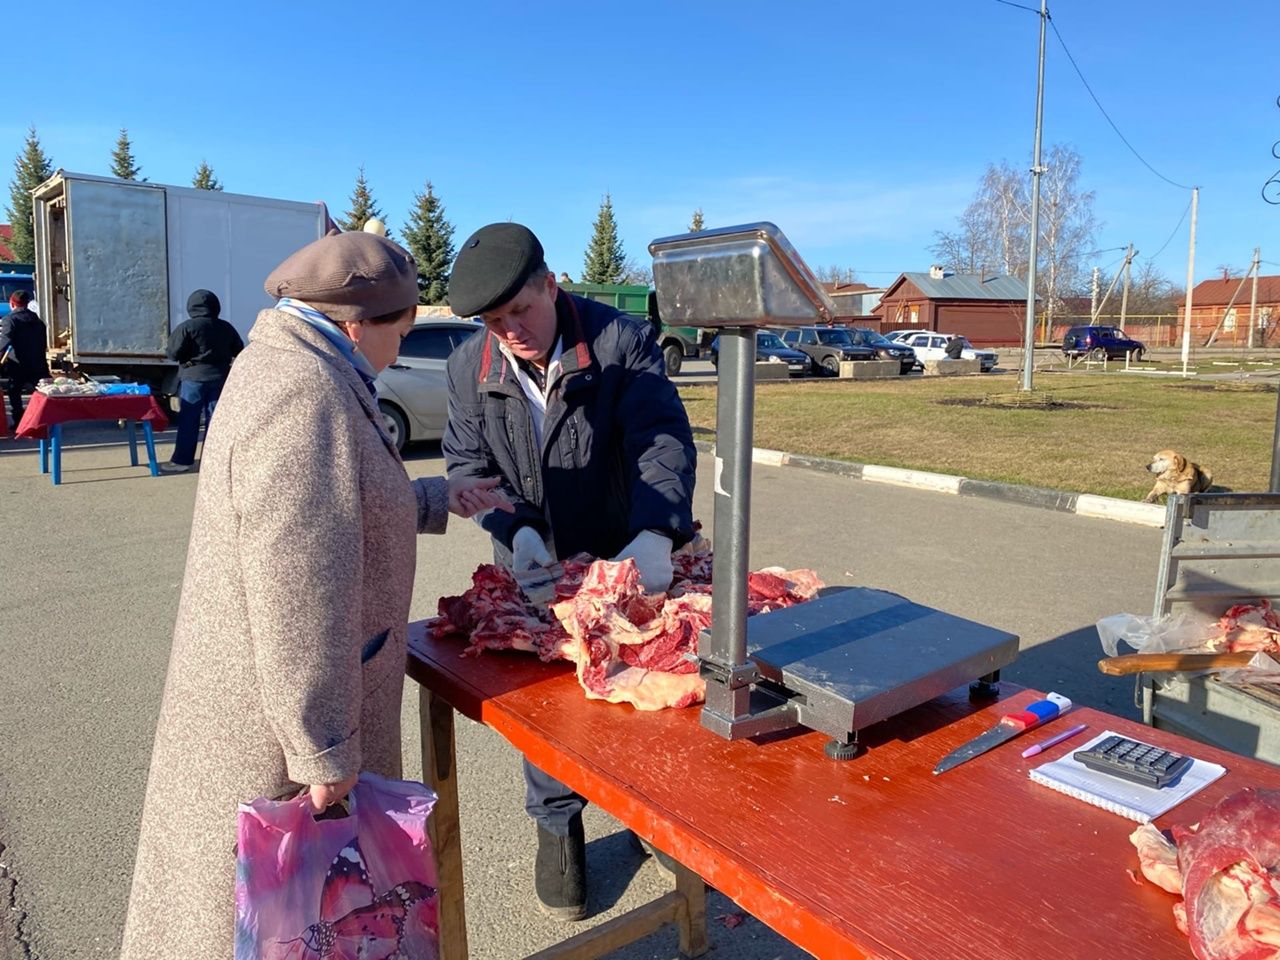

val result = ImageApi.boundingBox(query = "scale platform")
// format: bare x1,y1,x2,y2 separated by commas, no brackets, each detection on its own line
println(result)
744,587,1020,742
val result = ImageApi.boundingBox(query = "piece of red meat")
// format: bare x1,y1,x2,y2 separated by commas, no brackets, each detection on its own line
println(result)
1213,602,1280,654
1175,788,1280,959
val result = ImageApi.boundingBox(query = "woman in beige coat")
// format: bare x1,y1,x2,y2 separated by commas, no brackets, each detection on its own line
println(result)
120,231,507,958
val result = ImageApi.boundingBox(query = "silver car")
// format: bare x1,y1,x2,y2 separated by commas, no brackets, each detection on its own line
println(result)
375,320,482,451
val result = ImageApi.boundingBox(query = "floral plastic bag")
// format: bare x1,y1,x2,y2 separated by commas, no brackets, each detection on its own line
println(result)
235,772,440,960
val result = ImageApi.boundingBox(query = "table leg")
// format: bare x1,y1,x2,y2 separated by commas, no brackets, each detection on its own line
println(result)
50,424,62,486
673,862,709,958
128,421,139,466
421,689,469,960
142,422,159,477
39,439,48,475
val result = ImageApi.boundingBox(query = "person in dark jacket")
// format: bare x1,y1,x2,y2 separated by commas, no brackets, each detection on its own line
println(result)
443,222,696,922
0,290,50,430
944,335,965,360
163,290,244,471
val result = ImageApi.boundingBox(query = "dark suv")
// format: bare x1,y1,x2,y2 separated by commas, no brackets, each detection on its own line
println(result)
778,326,877,375
1062,325,1145,361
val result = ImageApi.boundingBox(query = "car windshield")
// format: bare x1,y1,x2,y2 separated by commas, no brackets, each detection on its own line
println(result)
816,329,854,345
855,329,893,346
757,332,786,349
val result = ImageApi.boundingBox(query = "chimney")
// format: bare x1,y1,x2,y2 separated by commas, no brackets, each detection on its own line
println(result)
929,264,945,280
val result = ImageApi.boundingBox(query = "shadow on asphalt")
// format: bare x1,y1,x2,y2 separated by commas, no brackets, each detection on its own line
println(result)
1008,623,1142,720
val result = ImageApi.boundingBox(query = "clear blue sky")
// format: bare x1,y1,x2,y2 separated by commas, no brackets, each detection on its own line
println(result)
7,0,1277,287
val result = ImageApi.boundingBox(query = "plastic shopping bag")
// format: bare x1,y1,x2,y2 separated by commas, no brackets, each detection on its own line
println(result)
235,772,440,960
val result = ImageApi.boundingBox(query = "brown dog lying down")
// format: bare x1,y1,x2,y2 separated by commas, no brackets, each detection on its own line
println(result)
1144,449,1213,503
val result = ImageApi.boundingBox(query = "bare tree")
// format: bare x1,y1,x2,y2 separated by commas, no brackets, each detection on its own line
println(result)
931,145,1097,327
1126,261,1182,315
815,265,860,284
620,257,653,286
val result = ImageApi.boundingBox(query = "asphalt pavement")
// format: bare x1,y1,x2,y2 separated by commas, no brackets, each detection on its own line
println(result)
0,421,1163,959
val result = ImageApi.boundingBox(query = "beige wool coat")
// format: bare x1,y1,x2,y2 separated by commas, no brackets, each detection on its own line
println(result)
120,309,448,958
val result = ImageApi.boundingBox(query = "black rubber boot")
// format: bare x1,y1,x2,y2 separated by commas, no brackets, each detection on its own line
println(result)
535,813,587,921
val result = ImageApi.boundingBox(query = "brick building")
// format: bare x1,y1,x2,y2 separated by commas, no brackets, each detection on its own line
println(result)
1184,274,1280,346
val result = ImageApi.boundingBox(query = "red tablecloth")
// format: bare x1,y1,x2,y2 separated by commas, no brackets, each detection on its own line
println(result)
15,392,170,440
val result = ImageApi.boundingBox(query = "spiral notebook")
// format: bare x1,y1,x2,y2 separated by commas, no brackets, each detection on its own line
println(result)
1029,730,1226,823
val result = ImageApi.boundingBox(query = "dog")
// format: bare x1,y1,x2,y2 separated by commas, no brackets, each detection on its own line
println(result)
1143,449,1213,503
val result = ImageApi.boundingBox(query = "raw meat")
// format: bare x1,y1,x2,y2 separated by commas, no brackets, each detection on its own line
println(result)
425,536,823,711
1211,602,1280,655
1128,788,1280,960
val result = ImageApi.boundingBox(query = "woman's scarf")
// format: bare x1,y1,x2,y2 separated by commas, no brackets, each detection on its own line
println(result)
275,297,378,397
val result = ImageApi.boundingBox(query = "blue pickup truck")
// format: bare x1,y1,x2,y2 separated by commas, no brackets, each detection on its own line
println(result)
0,269,35,319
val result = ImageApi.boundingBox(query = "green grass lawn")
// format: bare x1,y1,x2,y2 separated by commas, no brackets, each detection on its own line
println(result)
677,373,1276,500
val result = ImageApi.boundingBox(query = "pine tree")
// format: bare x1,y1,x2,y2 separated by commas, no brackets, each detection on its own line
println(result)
690,208,705,232
401,181,455,305
192,161,222,191
5,126,54,263
582,193,626,284
338,166,389,236
111,128,142,180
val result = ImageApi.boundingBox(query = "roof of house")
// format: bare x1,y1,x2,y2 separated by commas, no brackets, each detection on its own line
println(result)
1191,275,1280,306
882,271,1029,302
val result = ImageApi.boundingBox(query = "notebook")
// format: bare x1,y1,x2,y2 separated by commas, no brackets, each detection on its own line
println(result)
1029,730,1226,823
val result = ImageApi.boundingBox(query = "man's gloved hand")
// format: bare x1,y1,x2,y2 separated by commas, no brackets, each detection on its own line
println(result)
511,527,556,603
612,530,674,594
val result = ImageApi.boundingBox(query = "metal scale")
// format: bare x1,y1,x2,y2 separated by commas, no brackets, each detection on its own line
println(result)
648,223,1019,758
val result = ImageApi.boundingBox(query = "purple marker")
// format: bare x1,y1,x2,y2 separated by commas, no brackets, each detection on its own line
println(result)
1021,723,1088,758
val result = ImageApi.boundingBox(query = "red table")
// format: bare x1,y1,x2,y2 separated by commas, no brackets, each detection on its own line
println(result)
16,392,170,485
406,620,1280,960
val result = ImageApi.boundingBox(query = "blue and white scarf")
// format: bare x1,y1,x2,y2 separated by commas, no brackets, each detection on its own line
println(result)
275,297,379,397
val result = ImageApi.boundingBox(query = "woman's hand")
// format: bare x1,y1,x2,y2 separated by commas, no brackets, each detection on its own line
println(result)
308,773,359,814
448,475,514,518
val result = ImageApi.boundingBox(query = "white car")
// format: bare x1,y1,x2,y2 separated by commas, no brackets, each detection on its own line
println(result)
374,319,483,451
890,331,998,372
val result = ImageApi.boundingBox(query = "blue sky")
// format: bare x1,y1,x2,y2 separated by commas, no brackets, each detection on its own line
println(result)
7,0,1276,288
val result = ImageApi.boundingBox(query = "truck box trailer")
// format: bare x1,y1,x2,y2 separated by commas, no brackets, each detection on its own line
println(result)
33,171,326,392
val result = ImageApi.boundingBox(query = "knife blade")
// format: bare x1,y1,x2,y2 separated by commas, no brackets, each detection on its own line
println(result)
933,692,1072,775
516,561,565,607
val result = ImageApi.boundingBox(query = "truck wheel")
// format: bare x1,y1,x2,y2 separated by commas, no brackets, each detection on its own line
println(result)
378,401,408,453
662,342,683,377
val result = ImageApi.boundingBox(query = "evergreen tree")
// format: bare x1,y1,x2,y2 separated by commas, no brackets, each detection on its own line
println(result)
5,126,54,263
690,208,705,232
400,180,455,305
582,193,626,284
192,161,223,191
338,166,389,236
111,128,142,180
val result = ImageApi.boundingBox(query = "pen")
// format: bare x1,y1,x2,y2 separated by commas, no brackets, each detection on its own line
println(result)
1021,723,1088,758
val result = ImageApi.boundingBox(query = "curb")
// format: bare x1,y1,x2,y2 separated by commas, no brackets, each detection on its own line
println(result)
691,440,1166,528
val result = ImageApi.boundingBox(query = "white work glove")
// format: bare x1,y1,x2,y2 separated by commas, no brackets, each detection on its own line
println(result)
612,530,674,594
511,526,554,585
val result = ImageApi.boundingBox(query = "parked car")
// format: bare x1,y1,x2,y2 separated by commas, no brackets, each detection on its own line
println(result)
776,326,875,375
895,331,998,372
709,331,810,377
846,328,917,374
1062,325,1145,361
375,319,482,451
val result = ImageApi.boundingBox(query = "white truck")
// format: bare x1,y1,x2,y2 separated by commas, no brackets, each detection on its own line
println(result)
32,171,327,394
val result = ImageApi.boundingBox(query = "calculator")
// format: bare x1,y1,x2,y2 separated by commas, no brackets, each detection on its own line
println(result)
1073,735,1192,788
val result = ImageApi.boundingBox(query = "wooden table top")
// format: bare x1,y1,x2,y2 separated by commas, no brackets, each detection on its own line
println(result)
407,620,1280,960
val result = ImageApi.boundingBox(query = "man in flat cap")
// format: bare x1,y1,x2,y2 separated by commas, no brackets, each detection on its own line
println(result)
443,222,696,921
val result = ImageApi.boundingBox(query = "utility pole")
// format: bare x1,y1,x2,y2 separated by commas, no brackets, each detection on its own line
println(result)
1090,267,1100,320
1119,244,1134,331
1180,186,1199,376
1020,0,1048,392
1248,246,1261,350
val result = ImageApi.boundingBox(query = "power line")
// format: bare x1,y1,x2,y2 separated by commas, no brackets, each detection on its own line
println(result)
1143,197,1193,263
993,0,1040,11
1048,16,1194,191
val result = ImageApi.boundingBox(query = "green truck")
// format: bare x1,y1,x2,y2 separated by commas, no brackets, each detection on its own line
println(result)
560,282,705,376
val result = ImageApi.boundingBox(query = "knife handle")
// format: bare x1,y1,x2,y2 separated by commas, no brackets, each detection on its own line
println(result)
1001,692,1071,731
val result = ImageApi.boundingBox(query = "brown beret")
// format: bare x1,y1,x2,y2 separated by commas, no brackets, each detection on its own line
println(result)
264,231,418,322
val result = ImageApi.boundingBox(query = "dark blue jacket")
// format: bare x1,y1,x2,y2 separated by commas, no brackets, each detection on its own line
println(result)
443,291,696,563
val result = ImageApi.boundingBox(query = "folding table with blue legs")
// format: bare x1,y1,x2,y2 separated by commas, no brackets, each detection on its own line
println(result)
37,419,160,486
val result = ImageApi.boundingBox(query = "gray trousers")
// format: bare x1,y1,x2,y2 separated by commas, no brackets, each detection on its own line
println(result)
524,757,586,836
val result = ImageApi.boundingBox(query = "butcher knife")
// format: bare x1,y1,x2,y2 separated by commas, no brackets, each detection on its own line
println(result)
1097,651,1274,676
516,561,564,607
933,693,1072,775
